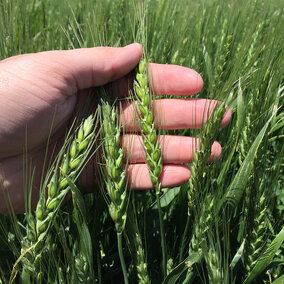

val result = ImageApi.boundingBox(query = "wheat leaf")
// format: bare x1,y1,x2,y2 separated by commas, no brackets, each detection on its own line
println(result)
236,81,245,134
218,116,272,213
270,119,284,133
230,239,245,270
80,222,94,278
271,274,284,284
152,187,180,209
161,252,202,284
62,171,87,220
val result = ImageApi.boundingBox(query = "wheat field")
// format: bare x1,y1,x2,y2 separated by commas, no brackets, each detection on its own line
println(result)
0,0,283,283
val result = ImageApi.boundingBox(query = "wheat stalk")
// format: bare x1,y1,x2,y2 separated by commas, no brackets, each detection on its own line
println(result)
125,200,150,284
134,59,167,277
134,60,163,191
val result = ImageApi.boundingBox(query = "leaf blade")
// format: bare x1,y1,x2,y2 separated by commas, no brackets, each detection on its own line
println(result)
162,252,202,284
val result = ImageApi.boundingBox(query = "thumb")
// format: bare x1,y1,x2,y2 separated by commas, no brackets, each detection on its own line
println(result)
40,43,142,91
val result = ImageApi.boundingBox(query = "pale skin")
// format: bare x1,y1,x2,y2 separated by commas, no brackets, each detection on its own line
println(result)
0,43,231,214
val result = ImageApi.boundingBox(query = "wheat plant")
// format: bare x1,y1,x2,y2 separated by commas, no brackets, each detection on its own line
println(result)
0,0,283,283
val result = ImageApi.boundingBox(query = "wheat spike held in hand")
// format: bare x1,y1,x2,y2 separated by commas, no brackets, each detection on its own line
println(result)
134,60,163,192
134,59,168,277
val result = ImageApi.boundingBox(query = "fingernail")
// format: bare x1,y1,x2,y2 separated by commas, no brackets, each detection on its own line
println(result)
221,107,232,128
124,43,142,50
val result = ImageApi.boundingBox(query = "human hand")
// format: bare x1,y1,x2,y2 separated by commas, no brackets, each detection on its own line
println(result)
0,43,231,213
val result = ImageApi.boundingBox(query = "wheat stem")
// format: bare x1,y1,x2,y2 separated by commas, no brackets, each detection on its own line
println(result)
126,199,150,283
117,232,129,284
156,190,167,277
134,59,167,277
179,214,190,262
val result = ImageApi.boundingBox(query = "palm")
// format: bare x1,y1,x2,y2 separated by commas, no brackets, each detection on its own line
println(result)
0,52,79,158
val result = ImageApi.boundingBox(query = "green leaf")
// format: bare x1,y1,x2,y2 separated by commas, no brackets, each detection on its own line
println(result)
63,171,87,220
203,49,214,92
153,187,181,209
218,116,272,213
270,119,284,133
237,81,245,133
270,112,284,133
271,274,284,284
80,222,94,277
243,227,284,284
230,239,245,270
162,252,202,284
63,172,94,279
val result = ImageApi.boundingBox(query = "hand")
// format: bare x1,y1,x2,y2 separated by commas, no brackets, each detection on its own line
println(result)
0,43,231,213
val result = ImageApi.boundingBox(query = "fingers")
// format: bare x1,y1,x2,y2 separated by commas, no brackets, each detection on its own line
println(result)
127,164,191,190
123,135,222,164
109,63,204,98
148,63,204,96
64,43,142,90
122,99,232,131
